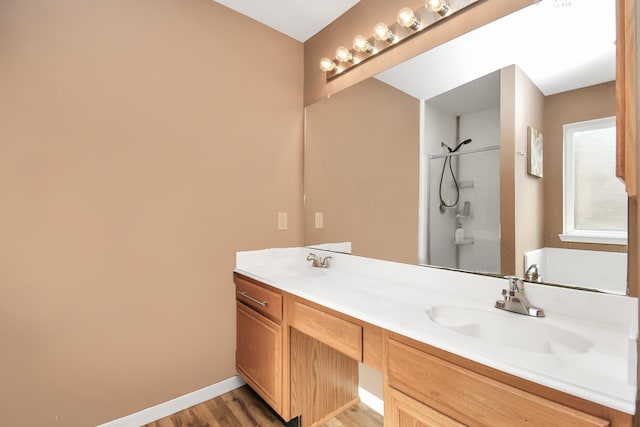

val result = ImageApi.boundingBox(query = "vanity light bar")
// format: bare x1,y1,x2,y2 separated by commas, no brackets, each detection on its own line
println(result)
319,0,481,80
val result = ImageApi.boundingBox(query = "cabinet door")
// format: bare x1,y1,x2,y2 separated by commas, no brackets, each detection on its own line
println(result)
236,302,282,413
615,0,637,197
387,387,464,427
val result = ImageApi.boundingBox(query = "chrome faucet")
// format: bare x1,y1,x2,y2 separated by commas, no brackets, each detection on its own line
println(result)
495,276,545,317
525,263,542,282
306,253,331,268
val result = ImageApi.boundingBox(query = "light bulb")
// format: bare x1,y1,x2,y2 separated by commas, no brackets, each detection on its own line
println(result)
427,0,450,17
353,35,373,54
319,57,336,72
335,46,353,63
373,23,395,43
397,7,420,30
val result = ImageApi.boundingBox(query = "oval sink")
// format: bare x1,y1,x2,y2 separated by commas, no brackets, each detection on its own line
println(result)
426,305,594,355
273,265,327,278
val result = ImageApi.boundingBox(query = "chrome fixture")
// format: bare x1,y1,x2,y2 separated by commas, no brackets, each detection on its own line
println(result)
495,276,545,317
318,0,480,80
306,253,332,268
525,263,542,282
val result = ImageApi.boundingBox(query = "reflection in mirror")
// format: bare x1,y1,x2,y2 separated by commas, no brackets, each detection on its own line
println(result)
304,78,420,264
304,0,628,294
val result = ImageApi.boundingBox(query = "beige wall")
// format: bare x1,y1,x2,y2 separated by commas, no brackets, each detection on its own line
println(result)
305,78,420,264
499,67,517,275
499,66,545,277
0,1,303,426
513,67,546,277
543,82,626,253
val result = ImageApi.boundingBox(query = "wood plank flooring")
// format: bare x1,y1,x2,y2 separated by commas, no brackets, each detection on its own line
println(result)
143,385,383,427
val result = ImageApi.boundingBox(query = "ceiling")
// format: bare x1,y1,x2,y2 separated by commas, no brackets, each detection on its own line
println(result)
376,0,615,102
214,0,615,104
212,0,360,42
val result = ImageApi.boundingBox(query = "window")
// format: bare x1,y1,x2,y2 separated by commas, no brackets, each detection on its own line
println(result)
561,116,627,244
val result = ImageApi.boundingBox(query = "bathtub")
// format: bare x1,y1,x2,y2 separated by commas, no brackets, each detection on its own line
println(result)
524,247,627,295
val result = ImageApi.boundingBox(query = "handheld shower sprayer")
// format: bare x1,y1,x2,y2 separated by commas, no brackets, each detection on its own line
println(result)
457,138,472,149
438,138,473,213
441,139,471,153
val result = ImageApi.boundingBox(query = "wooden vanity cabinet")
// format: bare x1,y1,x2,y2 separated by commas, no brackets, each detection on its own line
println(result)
385,333,632,427
235,273,291,421
235,272,632,426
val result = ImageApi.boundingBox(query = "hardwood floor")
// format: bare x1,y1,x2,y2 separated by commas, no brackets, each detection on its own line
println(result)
143,385,383,427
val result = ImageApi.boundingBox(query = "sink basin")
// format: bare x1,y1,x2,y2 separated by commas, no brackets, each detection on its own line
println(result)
271,265,327,278
426,305,594,354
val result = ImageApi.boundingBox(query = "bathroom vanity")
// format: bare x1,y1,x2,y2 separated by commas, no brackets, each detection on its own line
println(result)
235,247,637,426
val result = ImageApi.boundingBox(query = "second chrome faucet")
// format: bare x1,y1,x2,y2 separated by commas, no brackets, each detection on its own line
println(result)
306,252,331,268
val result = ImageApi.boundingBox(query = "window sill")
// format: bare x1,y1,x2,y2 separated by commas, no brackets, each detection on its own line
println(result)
558,233,628,245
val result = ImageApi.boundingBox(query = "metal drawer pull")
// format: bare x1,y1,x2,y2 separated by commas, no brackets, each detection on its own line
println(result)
237,291,267,307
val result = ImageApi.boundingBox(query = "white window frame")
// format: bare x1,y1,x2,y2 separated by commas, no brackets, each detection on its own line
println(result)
560,116,627,245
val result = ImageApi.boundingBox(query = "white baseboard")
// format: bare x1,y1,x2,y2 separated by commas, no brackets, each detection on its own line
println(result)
358,387,384,416
96,375,246,427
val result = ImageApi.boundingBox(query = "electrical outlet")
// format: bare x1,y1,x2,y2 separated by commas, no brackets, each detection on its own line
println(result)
278,212,288,230
315,212,323,229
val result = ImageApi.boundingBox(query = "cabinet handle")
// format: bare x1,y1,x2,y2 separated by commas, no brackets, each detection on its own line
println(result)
237,290,267,307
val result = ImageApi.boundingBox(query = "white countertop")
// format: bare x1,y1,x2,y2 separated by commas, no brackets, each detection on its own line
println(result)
235,247,638,414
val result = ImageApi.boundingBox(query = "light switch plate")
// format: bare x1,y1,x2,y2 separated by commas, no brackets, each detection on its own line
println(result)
315,212,323,229
278,212,288,230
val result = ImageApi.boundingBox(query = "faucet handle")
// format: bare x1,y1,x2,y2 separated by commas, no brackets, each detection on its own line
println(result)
525,263,541,282
497,276,545,317
505,275,524,293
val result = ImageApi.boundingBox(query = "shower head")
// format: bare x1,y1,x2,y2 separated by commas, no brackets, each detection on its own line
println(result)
452,138,472,152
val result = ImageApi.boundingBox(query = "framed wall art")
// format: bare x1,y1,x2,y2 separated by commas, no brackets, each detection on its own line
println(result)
527,126,543,178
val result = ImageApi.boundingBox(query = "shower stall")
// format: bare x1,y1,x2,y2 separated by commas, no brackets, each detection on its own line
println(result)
427,144,501,273
422,98,501,274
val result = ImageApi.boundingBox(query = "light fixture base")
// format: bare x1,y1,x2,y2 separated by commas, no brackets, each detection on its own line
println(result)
321,0,485,81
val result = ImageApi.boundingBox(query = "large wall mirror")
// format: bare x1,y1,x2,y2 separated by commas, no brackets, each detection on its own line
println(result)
304,0,628,295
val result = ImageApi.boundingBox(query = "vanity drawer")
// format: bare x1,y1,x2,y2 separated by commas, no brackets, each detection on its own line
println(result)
290,299,362,361
387,338,609,427
235,274,283,322
387,386,464,427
